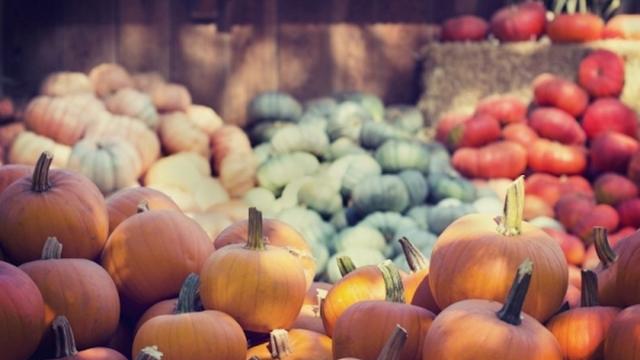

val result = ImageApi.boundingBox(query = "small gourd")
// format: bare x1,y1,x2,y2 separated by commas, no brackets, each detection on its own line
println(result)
351,175,410,216
374,139,430,174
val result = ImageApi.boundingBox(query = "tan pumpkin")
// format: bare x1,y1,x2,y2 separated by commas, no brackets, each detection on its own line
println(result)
84,114,160,172
67,137,142,195
150,83,191,112
9,131,70,168
0,122,25,155
186,212,233,241
105,88,159,129
144,151,211,188
158,112,210,158
210,125,253,170
131,72,165,93
206,199,250,221
106,187,180,234
186,105,223,135
24,94,108,145
210,125,256,197
88,63,134,98
40,71,93,97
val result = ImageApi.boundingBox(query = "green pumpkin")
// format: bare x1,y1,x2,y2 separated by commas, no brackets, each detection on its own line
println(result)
424,142,455,175
298,178,343,217
253,143,273,167
334,91,385,122
428,172,477,203
304,97,338,119
358,211,418,242
351,175,410,216
473,196,503,216
390,227,437,258
326,101,370,141
428,198,475,235
406,205,430,231
398,170,429,207
247,91,303,125
358,121,410,149
385,105,424,133
332,225,388,256
249,120,295,144
374,139,430,174
242,187,280,217
270,124,329,156
298,113,329,132
277,206,336,246
340,154,382,198
325,248,386,283
326,137,367,161
257,152,320,194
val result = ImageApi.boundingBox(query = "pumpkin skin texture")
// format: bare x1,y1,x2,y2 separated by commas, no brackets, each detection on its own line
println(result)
158,112,210,158
106,187,180,235
104,88,159,129
246,329,332,360
100,208,212,316
524,195,554,221
578,50,625,98
135,299,177,334
554,193,595,230
529,108,585,145
452,141,527,179
582,98,638,140
0,261,45,360
543,228,585,267
0,164,31,194
0,153,108,264
614,231,640,306
571,205,620,243
490,2,546,41
502,123,539,148
150,83,192,112
88,63,133,98
446,113,501,150
604,305,640,359
428,178,568,322
617,198,640,228
594,173,638,206
528,139,587,176
20,238,120,353
440,15,489,41
533,73,589,117
200,208,307,333
525,173,593,207
603,14,640,40
547,13,604,43
590,131,638,175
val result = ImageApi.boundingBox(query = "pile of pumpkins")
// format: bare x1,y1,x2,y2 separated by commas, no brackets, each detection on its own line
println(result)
3,158,640,359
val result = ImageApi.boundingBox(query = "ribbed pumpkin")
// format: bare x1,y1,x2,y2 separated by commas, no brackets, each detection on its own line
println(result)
150,83,192,112
246,329,332,360
591,131,638,174
529,107,586,145
158,112,210,158
67,137,143,194
452,140,527,179
502,122,539,148
594,173,638,206
475,95,527,125
533,73,588,117
24,94,107,145
547,269,620,360
45,316,127,360
88,63,133,98
613,230,640,306
0,152,108,263
428,176,568,322
104,88,159,129
374,139,430,174
200,208,307,332
40,71,93,97
351,175,410,216
9,131,71,168
135,298,178,334
0,164,31,194
106,187,180,234
210,125,257,197
132,274,247,360
100,205,212,316
20,238,120,353
186,104,223,136
423,260,562,359
604,304,640,360
332,262,435,360
0,261,45,360
528,138,587,175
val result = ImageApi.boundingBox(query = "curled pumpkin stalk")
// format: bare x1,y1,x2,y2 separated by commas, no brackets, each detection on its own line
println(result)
377,325,408,360
267,329,293,359
378,260,405,303
399,237,428,272
581,269,599,307
174,273,202,314
32,151,54,192
337,255,357,276
593,226,617,268
496,259,534,325
135,346,164,360
52,315,79,357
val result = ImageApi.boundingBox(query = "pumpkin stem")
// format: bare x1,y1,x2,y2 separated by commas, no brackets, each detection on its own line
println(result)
41,236,63,260
174,273,201,314
315,288,328,316
498,176,525,237
32,151,54,193
377,325,408,360
378,260,405,303
135,346,164,360
337,256,357,276
593,227,617,268
246,207,266,250
581,269,599,307
267,329,292,359
399,237,428,272
52,315,79,357
496,259,534,326
137,200,150,213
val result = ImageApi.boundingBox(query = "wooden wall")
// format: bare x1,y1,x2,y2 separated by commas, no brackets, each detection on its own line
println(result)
0,0,523,125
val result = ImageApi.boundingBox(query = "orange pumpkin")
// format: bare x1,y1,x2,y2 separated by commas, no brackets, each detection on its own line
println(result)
292,282,332,334
528,138,587,175
604,304,640,360
0,261,45,360
0,122,25,156
20,238,120,353
428,176,568,322
150,83,192,112
0,152,109,263
398,237,440,314
88,63,134,98
452,140,527,179
335,325,408,360
132,274,247,360
591,227,627,307
246,329,332,360
46,316,127,360
135,298,178,334
214,214,315,289
613,230,640,306
200,208,307,333
106,187,180,234
158,112,210,158
423,260,562,359
524,195,554,220
100,205,212,316
132,72,165,93
0,164,31,194
332,262,435,360
207,200,250,221
571,204,619,243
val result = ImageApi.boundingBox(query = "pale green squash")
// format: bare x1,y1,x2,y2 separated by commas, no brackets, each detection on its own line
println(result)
247,91,303,125
304,96,338,119
298,113,328,132
340,154,382,198
325,248,386,283
385,105,424,133
249,120,295,144
277,206,336,246
428,172,477,203
270,124,329,156
326,137,367,161
279,176,314,209
398,170,429,207
311,241,330,276
358,121,410,149
253,143,273,167
424,142,455,175
428,198,475,235
351,175,410,216
332,225,388,256
358,211,417,242
242,187,280,217
298,178,343,217
374,139,430,174
334,91,385,122
473,196,503,216
326,101,370,141
406,205,430,231
257,152,320,194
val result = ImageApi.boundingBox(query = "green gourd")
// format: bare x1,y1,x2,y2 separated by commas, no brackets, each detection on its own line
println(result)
351,175,410,216
242,187,280,217
257,152,320,194
277,206,336,246
326,101,370,141
304,97,338,119
374,139,430,174
270,124,329,156
332,225,388,256
427,198,475,235
279,176,314,209
247,91,303,125
358,211,418,242
406,205,430,232
473,196,503,216
398,170,429,207
311,241,330,276
428,172,477,203
340,155,382,198
326,137,367,161
298,178,343,217
424,142,455,175
385,105,424,133
358,121,410,149
249,120,295,144
334,91,385,122
252,143,273,167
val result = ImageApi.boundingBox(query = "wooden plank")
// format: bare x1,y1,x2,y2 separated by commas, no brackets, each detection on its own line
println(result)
117,0,172,78
0,1,4,97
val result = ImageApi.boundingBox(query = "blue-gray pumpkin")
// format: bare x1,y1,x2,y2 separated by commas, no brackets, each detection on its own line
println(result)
398,170,429,206
358,211,418,242
334,91,385,122
351,175,410,216
406,205,430,231
385,105,424,133
427,198,475,235
326,101,370,141
257,152,320,194
358,121,410,149
428,172,477,203
247,91,303,125
374,139,430,174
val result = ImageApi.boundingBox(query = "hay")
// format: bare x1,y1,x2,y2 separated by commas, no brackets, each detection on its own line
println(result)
418,39,640,126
